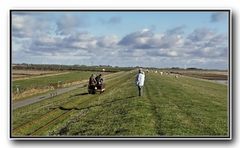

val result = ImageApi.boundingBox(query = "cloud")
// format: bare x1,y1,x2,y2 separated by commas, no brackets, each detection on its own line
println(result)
97,35,119,48
185,28,228,58
63,32,97,49
11,12,228,69
12,14,54,38
19,30,120,58
99,16,122,25
118,29,155,49
147,49,180,57
187,28,215,42
118,26,185,57
210,12,228,23
27,35,63,55
108,16,122,24
12,37,31,52
118,26,228,62
56,14,90,35
165,25,186,35
12,14,35,38
119,26,185,50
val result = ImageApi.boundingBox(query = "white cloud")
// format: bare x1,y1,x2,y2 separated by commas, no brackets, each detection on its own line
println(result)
97,35,119,48
56,14,89,35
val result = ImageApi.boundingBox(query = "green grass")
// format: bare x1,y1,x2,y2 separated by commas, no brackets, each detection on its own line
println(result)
12,71,93,93
12,71,228,137
144,73,228,136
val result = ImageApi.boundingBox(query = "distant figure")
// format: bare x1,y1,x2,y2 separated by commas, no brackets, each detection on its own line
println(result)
135,68,145,97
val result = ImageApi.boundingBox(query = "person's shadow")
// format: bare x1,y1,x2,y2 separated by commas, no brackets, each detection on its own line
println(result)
59,95,136,111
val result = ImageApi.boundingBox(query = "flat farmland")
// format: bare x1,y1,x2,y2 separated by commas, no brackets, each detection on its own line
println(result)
12,71,228,137
12,71,97,101
12,69,62,81
171,70,228,80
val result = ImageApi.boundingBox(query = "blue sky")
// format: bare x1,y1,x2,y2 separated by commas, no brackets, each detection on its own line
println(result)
12,11,229,69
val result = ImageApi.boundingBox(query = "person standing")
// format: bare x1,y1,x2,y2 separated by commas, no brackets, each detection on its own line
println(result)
135,68,145,97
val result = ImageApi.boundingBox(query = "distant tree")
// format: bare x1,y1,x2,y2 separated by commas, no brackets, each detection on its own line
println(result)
171,67,180,69
187,67,202,70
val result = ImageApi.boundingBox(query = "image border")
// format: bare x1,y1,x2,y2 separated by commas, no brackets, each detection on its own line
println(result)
9,9,232,140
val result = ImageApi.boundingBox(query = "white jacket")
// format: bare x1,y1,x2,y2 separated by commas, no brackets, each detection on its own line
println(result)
136,72,145,86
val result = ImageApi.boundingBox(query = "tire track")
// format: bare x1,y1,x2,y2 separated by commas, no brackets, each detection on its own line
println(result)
144,75,165,135
32,71,135,135
13,109,65,135
13,71,127,129
30,110,75,135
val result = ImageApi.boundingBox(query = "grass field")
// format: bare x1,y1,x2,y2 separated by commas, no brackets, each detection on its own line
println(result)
12,70,228,137
12,71,101,101
167,70,228,80
12,69,60,80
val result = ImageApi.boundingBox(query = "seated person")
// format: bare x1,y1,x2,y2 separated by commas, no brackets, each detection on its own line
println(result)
95,74,104,89
89,74,97,88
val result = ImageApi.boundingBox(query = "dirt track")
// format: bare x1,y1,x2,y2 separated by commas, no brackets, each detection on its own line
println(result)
12,83,87,110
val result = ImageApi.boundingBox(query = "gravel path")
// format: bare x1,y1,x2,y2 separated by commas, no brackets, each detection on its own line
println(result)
12,83,87,110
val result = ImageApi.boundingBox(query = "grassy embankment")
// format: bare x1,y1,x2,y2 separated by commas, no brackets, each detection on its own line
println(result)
12,71,228,137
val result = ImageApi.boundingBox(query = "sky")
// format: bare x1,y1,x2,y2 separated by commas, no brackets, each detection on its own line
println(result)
12,11,229,69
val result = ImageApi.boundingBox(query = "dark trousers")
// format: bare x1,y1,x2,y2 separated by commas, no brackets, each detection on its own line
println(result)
138,86,143,96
